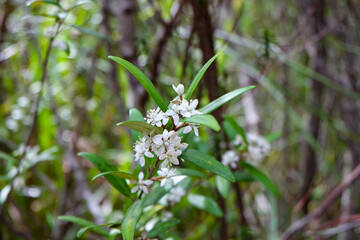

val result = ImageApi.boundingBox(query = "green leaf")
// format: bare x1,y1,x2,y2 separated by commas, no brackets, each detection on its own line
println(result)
121,200,143,240
199,86,256,114
174,168,207,178
147,218,181,238
143,186,168,208
92,171,135,181
116,121,162,135
129,108,145,142
138,205,164,227
265,132,282,143
69,24,108,40
216,175,231,198
0,151,17,164
77,223,120,238
184,51,224,100
26,0,62,8
68,0,90,10
187,194,223,217
181,149,235,182
241,162,280,197
109,56,168,112
78,152,130,196
181,114,220,131
233,171,254,182
58,216,109,237
223,116,248,144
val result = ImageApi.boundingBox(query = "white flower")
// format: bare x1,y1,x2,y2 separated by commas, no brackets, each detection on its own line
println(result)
145,107,169,127
172,84,184,96
134,139,154,167
163,211,174,221
157,168,175,186
151,129,188,167
183,124,200,136
165,109,180,126
245,133,270,165
167,186,185,203
159,149,183,168
179,99,201,118
221,150,239,169
233,134,244,146
131,172,153,194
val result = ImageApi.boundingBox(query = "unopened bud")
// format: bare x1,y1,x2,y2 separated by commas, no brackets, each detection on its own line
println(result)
172,84,184,96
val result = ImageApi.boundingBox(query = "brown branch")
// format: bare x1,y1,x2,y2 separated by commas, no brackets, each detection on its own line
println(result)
181,25,195,80
281,162,360,239
233,183,249,226
144,0,185,105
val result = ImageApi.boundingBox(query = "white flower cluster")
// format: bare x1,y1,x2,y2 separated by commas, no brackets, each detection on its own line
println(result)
144,84,201,134
132,84,202,194
244,133,271,165
221,150,239,169
166,186,186,204
222,133,271,168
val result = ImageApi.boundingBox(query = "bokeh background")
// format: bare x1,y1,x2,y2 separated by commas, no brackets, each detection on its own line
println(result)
0,0,359,239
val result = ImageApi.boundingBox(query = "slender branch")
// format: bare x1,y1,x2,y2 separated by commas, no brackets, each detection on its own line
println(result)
282,162,360,239
148,157,161,178
138,156,161,200
0,19,62,216
148,0,184,85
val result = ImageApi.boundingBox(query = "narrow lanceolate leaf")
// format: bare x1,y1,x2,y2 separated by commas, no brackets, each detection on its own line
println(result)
116,121,162,135
92,171,136,181
187,194,223,217
233,171,254,182
129,108,145,142
77,223,120,238
241,161,280,197
185,51,224,100
122,200,143,240
26,0,62,8
181,149,235,182
147,218,181,238
58,216,109,237
265,131,282,143
143,186,169,208
78,152,131,196
174,168,207,179
216,175,231,198
223,115,248,144
199,86,256,114
109,56,168,112
181,114,221,131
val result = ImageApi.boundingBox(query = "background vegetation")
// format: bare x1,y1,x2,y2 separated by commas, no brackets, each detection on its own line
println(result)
0,0,359,239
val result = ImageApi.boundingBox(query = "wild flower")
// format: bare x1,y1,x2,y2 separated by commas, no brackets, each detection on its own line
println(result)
145,107,169,127
167,186,186,203
131,172,153,194
157,168,175,186
221,150,239,169
134,139,154,167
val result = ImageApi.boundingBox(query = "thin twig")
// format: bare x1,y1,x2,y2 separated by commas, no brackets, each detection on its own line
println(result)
0,19,62,216
281,162,360,239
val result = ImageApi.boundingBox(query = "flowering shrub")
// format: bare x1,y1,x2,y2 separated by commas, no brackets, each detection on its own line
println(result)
59,53,279,239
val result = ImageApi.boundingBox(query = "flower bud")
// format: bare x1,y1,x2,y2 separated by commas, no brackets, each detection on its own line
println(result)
172,84,184,96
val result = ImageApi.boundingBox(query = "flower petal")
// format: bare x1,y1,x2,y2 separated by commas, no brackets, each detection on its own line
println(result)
183,126,192,134
131,186,139,193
